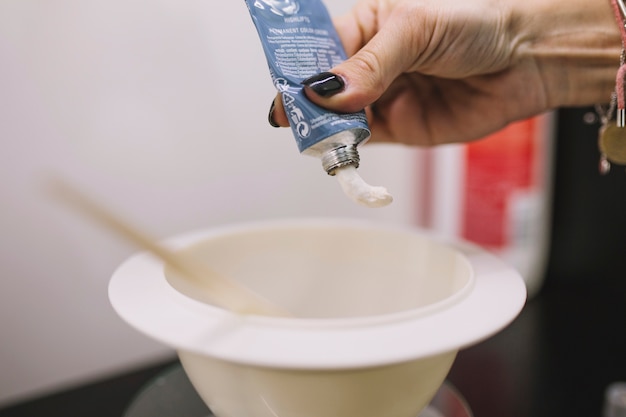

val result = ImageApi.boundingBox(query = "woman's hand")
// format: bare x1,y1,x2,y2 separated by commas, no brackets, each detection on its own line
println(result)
270,0,620,146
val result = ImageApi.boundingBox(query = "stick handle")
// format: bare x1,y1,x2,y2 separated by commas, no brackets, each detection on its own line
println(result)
47,179,290,317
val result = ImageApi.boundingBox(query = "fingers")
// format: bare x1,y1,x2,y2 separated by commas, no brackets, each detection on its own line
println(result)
268,94,289,128
302,7,421,113
267,1,424,127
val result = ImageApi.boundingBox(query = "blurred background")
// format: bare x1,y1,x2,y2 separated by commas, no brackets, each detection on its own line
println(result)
0,0,421,407
2,0,626,412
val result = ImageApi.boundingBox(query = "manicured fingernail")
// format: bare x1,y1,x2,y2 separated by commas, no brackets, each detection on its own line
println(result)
301,72,345,97
268,100,280,128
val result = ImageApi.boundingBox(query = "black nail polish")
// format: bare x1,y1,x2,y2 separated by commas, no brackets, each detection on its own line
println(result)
268,100,280,128
301,72,345,97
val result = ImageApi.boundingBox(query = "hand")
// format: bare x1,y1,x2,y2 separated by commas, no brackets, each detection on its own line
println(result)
270,0,620,146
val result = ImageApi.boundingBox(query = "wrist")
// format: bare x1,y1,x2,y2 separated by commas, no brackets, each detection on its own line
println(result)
511,0,622,107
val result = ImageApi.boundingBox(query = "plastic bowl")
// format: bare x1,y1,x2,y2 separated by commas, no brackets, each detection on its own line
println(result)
109,218,526,417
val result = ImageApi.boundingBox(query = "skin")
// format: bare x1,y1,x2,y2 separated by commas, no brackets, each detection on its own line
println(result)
271,0,622,146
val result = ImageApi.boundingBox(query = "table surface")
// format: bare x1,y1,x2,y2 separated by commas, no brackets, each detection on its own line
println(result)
0,279,624,417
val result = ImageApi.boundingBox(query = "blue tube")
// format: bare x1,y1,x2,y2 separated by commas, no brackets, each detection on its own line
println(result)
244,0,370,175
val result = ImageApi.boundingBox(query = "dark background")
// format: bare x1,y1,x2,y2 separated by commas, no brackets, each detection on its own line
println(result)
1,107,625,417
544,107,626,286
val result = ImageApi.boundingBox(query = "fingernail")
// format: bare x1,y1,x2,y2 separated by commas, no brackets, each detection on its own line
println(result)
268,100,280,128
301,72,345,97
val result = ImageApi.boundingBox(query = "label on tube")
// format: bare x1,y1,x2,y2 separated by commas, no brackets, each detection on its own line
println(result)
243,0,370,157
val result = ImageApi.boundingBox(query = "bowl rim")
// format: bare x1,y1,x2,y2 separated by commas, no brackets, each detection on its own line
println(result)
109,217,527,369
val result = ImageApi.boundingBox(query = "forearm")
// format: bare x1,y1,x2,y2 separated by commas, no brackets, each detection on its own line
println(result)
512,0,621,107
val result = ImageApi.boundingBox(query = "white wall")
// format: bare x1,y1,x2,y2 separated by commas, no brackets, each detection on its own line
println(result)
0,0,422,407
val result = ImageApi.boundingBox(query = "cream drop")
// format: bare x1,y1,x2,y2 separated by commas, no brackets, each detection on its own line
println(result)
334,165,393,208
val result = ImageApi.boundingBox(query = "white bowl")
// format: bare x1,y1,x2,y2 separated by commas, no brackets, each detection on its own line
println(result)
109,218,526,417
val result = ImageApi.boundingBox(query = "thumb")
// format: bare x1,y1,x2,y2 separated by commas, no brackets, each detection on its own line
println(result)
302,16,418,113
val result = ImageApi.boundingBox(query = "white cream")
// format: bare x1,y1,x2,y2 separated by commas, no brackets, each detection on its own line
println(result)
334,165,393,208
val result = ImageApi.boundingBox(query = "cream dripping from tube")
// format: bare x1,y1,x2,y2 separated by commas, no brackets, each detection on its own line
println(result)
334,166,393,208
244,0,393,208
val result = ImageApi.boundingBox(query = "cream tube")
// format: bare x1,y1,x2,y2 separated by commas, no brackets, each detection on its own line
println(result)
244,0,393,207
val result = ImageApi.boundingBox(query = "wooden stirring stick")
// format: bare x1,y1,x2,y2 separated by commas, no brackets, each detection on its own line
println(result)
47,179,290,317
